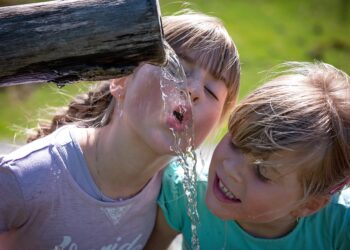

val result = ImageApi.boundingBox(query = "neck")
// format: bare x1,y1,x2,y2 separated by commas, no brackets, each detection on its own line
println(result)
236,216,298,239
80,124,172,200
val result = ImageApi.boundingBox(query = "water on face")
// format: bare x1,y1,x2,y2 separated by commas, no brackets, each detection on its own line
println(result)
161,41,200,250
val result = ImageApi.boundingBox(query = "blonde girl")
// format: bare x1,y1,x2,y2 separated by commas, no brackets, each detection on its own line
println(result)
149,62,350,250
0,13,240,249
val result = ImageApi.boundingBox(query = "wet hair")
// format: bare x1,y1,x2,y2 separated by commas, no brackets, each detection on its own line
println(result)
27,11,240,142
228,61,350,198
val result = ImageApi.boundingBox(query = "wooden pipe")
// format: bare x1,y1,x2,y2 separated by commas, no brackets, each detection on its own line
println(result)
0,0,166,87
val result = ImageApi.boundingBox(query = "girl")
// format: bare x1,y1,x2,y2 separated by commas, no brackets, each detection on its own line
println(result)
148,62,350,250
0,13,240,249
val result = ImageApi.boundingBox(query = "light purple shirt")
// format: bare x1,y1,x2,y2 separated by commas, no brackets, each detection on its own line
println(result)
0,126,162,250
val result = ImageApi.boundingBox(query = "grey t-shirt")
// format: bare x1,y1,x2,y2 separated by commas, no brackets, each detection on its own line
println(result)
0,126,162,250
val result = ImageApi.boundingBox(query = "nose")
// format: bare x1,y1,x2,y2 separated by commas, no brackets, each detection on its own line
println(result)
189,89,199,103
188,81,200,103
222,158,244,183
187,67,206,103
187,71,205,103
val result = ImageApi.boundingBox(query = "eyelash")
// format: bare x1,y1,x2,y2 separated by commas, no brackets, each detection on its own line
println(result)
254,164,270,182
204,86,218,100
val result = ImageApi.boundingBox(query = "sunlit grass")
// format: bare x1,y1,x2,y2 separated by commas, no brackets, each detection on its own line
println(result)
0,83,91,142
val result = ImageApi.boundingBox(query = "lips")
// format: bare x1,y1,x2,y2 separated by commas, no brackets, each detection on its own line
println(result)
166,105,192,132
213,174,241,203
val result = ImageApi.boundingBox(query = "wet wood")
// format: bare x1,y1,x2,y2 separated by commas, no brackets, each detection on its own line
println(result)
0,0,166,87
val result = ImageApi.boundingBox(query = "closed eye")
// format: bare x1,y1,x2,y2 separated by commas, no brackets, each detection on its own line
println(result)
254,164,270,182
204,86,218,100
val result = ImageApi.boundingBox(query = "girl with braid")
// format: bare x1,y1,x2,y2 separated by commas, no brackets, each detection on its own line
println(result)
0,12,240,249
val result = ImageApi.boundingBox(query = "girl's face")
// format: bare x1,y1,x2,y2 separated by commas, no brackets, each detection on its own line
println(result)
120,60,227,155
206,133,304,228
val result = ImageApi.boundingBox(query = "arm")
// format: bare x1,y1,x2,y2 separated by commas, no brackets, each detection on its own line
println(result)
144,206,179,250
0,163,27,233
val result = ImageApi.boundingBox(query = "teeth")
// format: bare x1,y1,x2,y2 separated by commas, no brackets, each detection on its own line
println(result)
219,180,237,200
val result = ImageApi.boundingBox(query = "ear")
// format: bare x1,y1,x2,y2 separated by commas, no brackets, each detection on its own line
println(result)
291,195,331,218
110,77,127,100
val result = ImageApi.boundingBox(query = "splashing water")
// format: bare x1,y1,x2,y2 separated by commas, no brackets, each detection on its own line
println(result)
160,41,200,250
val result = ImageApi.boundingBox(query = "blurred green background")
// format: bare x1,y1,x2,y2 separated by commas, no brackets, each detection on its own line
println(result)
0,0,349,143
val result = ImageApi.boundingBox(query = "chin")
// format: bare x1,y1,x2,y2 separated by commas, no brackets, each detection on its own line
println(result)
149,142,173,156
142,129,174,154
206,190,223,217
205,189,234,221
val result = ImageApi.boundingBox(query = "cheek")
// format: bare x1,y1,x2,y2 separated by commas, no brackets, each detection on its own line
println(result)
132,66,162,96
207,142,226,177
133,85,162,109
194,107,221,142
244,185,295,218
208,154,219,173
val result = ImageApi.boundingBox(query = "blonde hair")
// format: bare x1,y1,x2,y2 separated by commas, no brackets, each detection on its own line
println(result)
28,11,240,142
228,62,350,198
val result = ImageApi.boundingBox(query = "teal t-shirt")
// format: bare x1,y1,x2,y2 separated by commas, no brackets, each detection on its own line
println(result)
158,161,350,250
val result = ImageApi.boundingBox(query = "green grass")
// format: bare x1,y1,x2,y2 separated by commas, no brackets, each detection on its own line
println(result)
0,0,349,142
161,0,349,97
0,83,91,142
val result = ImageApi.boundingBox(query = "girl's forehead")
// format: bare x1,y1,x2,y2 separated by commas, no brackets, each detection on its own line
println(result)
179,51,201,65
180,51,227,80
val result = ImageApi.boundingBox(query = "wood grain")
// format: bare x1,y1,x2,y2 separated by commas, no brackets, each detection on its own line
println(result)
0,0,166,87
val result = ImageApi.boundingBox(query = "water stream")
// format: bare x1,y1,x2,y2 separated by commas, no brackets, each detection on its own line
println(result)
160,42,200,250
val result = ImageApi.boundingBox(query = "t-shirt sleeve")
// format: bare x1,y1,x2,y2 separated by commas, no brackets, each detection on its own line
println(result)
334,189,350,250
0,158,27,232
157,161,188,232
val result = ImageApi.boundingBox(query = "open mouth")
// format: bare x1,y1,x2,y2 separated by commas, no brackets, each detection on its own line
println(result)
166,105,191,132
214,175,241,203
173,110,184,122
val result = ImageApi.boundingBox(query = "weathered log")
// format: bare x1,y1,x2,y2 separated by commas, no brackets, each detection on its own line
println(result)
0,0,166,87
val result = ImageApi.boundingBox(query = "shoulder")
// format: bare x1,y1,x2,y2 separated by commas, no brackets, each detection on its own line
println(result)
161,159,208,210
311,189,350,224
1,125,75,164
162,159,208,191
0,126,75,201
325,189,350,220
163,160,185,183
0,135,57,230
1,136,55,181
158,159,205,221
305,189,350,247
328,189,350,230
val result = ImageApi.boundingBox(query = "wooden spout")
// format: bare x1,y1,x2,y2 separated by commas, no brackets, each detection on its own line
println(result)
0,0,166,87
